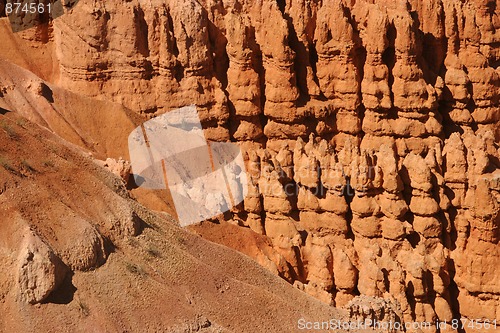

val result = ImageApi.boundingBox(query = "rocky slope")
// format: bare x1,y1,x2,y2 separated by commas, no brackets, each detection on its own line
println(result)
0,102,353,332
0,0,499,331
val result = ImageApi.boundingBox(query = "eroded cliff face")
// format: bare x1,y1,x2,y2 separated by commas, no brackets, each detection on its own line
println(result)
0,111,348,333
9,0,499,328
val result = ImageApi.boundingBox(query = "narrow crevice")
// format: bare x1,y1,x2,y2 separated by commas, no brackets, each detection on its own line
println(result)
422,34,447,77
355,46,367,88
165,10,179,57
424,269,436,307
382,22,396,106
343,178,355,240
276,0,286,14
439,101,464,139
405,281,417,321
246,25,269,147
293,245,307,283
343,177,355,205
275,2,311,105
382,268,390,293
405,212,421,249
207,19,229,89
134,6,150,58
446,258,466,332
309,42,320,87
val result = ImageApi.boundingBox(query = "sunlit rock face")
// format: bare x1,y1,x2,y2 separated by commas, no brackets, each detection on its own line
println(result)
16,0,499,326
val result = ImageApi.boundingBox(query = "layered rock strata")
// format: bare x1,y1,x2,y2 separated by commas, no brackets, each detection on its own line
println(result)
13,0,499,329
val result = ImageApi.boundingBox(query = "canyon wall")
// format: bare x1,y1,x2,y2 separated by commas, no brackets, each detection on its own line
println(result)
19,0,500,328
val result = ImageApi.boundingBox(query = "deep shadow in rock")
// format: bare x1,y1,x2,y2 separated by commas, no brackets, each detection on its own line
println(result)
40,83,54,103
43,272,77,305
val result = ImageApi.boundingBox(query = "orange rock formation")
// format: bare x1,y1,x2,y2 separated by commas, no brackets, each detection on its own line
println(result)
0,0,498,331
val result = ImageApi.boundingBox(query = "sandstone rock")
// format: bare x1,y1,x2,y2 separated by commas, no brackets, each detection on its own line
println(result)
443,133,468,183
346,296,402,332
297,186,320,211
413,216,442,238
243,180,263,214
7,0,498,325
471,179,499,221
457,290,498,320
434,296,453,322
409,196,441,217
332,248,358,291
264,214,300,242
299,211,348,236
378,192,409,220
296,282,334,306
275,145,294,180
262,196,293,215
17,234,67,304
263,120,307,139
414,302,437,325
403,153,434,193
443,55,471,108
351,216,381,238
293,137,319,188
101,157,131,183
56,218,107,271
259,160,293,214
358,5,392,110
318,192,349,215
225,12,262,118
243,213,265,235
230,117,264,141
350,151,377,193
315,0,360,110
320,156,346,193
302,240,333,291
105,205,143,239
380,217,408,240
376,144,403,194
336,111,361,134
448,108,473,124
350,195,380,217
